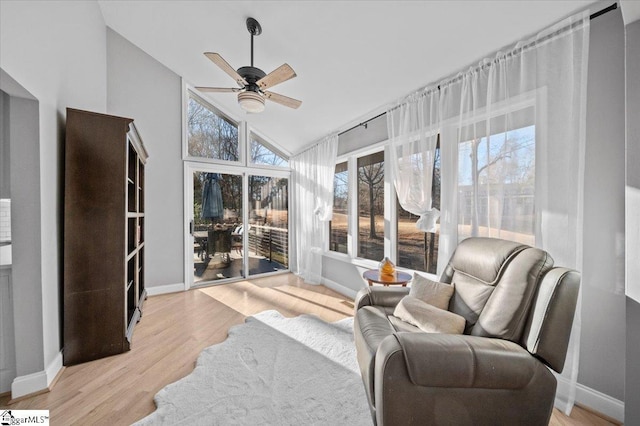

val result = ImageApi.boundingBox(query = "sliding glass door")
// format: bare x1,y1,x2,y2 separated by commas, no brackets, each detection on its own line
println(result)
191,170,244,284
247,175,289,276
186,164,290,287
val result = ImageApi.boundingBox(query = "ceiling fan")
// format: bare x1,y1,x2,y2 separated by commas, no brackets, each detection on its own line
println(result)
196,17,302,113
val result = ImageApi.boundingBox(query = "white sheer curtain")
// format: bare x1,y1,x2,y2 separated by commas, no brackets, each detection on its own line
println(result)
290,134,338,284
436,11,590,414
387,90,441,232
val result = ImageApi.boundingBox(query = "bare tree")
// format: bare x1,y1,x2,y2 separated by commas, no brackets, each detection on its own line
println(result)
187,98,239,161
333,168,349,213
250,140,287,166
466,132,535,235
358,160,384,239
425,138,441,273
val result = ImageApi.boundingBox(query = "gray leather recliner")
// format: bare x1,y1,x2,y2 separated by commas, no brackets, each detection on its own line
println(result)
354,237,580,426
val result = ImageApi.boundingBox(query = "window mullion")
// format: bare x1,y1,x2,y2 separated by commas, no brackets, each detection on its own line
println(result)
347,156,358,258
240,121,248,167
385,144,396,263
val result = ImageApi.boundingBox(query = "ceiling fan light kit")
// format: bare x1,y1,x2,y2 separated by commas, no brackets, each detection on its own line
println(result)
196,17,301,114
238,90,265,113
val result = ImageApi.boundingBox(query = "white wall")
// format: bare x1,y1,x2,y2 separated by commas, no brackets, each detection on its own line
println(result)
575,8,627,410
624,15,640,426
624,18,640,305
106,28,184,289
0,0,107,397
0,91,9,198
7,94,42,379
337,113,388,157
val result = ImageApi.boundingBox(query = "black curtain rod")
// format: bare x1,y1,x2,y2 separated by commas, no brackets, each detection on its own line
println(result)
338,111,386,136
590,2,617,20
338,2,617,138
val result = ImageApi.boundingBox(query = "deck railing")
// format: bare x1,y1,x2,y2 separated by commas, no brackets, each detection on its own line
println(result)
247,225,288,266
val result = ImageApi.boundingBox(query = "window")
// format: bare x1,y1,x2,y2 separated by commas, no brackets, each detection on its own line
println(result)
329,162,348,254
187,93,239,162
396,138,441,274
248,175,289,273
250,132,288,167
357,151,385,261
332,139,442,272
457,124,535,245
328,108,535,276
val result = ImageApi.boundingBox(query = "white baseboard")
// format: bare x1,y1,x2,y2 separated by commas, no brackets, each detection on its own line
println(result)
145,282,185,296
556,375,624,423
12,371,47,399
11,350,62,399
575,382,624,423
321,278,359,300
45,351,62,387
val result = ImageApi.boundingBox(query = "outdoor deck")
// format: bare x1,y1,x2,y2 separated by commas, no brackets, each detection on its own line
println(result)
193,244,287,284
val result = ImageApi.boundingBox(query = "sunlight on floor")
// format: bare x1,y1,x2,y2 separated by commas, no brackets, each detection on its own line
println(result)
196,274,354,321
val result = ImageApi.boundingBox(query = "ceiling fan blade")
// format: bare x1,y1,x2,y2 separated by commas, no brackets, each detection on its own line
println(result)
256,63,297,90
195,87,241,93
204,52,247,87
263,91,302,109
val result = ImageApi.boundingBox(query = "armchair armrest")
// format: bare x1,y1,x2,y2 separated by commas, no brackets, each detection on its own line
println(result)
373,333,557,425
379,333,540,389
354,286,410,311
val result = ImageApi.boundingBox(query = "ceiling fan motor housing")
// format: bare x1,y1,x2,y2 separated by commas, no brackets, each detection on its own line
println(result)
238,66,266,88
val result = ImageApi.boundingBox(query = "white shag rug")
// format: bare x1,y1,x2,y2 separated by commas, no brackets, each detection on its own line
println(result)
134,310,372,425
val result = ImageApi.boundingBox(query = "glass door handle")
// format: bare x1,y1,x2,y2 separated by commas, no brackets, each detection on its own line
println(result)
189,220,194,236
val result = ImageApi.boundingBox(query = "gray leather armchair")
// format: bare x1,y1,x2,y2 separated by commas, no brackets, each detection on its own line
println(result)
354,237,580,426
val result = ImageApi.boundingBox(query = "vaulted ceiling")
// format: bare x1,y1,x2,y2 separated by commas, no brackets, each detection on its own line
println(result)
98,0,601,155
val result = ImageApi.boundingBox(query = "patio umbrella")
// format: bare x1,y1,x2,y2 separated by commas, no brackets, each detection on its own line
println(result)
201,172,223,222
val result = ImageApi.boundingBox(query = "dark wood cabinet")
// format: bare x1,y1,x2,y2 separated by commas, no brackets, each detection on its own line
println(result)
63,108,148,366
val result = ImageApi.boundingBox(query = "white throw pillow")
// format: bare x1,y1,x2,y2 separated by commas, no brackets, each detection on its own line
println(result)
409,273,454,310
393,296,466,334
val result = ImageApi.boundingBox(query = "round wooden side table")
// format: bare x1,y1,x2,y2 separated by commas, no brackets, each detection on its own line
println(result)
363,269,412,287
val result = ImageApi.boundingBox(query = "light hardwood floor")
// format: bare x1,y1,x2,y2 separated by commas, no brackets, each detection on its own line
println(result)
1,274,618,425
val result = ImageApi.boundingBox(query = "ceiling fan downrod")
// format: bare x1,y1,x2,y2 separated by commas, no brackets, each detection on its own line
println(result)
246,17,262,67
196,15,301,111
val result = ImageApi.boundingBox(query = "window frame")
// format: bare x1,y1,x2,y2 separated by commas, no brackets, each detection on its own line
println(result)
248,129,290,170
446,90,539,247
182,85,292,169
329,160,350,256
355,148,387,262
183,88,244,166
455,123,536,244
182,83,294,288
394,135,441,274
324,141,396,271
